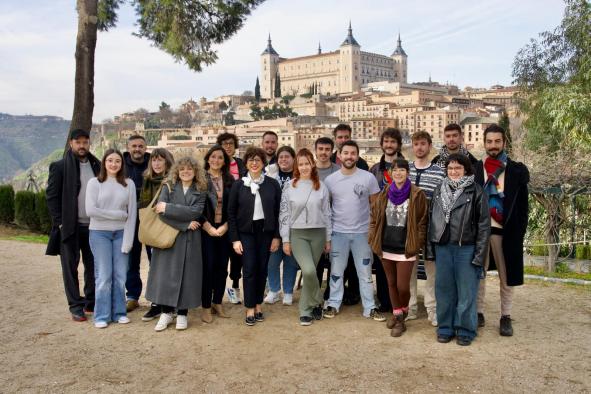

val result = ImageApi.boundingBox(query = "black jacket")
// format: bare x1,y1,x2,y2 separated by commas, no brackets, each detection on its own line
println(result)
45,150,101,255
234,157,247,178
330,151,369,171
228,176,282,242
200,174,234,226
475,158,529,286
369,153,405,190
426,182,490,267
123,151,150,202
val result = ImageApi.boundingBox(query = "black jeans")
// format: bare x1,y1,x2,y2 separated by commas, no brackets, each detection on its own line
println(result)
240,221,273,308
202,227,230,308
229,250,242,288
316,252,331,300
59,224,94,314
125,217,142,301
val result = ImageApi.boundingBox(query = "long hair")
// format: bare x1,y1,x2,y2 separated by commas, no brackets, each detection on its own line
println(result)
292,148,320,190
165,156,208,191
203,145,233,188
97,149,127,187
143,148,174,180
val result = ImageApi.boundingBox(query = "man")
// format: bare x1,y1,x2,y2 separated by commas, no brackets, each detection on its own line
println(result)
323,140,385,322
407,131,445,325
123,135,150,312
368,128,405,312
261,131,278,165
432,123,478,170
217,132,246,304
475,124,529,336
46,129,101,322
330,124,369,170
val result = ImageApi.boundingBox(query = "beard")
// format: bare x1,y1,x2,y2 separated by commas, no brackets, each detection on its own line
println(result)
486,149,501,158
342,160,356,169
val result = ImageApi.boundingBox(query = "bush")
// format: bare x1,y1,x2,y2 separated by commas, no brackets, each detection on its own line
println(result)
0,184,15,224
530,240,548,256
15,191,39,230
555,262,571,274
35,190,52,234
575,244,590,260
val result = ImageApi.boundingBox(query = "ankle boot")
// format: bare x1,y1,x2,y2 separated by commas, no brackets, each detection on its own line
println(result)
390,314,406,337
212,303,230,318
201,307,213,323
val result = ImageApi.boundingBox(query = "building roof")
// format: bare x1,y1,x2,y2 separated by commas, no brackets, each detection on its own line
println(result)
460,116,498,125
391,33,407,56
341,22,360,47
262,34,279,56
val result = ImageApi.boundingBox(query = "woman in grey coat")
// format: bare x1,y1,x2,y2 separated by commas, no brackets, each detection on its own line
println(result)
145,157,207,332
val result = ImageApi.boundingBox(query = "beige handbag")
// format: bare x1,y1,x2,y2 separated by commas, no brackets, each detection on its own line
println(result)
138,184,179,249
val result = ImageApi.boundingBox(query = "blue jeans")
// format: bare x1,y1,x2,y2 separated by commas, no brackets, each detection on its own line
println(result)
327,232,376,316
435,244,480,340
90,230,129,323
267,247,299,295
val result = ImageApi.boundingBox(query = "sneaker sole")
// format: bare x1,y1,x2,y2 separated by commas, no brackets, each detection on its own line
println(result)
142,315,159,322
323,314,336,319
300,321,312,326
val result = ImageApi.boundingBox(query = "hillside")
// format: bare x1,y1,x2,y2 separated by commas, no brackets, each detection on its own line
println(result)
0,113,70,182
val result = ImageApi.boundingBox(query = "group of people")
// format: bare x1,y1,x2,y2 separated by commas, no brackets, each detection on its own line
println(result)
46,121,529,345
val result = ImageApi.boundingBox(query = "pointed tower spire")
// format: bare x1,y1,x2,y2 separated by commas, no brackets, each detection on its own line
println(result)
391,31,407,56
262,33,278,55
341,21,360,46
318,41,322,54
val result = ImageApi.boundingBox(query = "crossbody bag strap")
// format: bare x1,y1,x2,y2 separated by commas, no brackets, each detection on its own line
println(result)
148,184,164,209
291,187,313,223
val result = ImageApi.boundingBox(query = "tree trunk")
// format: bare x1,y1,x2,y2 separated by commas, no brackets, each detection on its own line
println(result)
534,193,565,272
65,0,98,152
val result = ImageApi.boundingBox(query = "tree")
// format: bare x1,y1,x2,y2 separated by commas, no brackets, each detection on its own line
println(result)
498,111,512,153
274,72,281,98
218,101,229,112
69,0,265,138
254,77,261,102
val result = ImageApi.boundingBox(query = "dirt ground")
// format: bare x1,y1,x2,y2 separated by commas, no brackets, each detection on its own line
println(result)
0,239,589,393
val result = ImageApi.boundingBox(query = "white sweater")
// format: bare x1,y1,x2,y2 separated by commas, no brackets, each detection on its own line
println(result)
85,177,137,253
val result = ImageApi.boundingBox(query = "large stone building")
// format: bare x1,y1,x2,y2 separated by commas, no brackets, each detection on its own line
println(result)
260,23,408,99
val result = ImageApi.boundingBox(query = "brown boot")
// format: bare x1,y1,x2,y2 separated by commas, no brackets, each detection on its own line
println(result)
201,307,213,323
386,315,397,329
212,303,230,318
390,314,406,337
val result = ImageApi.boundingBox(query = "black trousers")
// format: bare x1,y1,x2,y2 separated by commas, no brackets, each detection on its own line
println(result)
125,218,142,301
240,221,273,308
229,249,242,288
202,228,230,308
316,252,361,302
374,254,392,312
59,224,94,314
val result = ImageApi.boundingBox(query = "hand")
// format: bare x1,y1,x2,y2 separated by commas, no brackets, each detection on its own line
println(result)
154,202,166,214
324,241,331,254
207,226,219,237
270,238,280,253
283,242,292,256
188,221,199,230
233,241,243,255
217,223,228,236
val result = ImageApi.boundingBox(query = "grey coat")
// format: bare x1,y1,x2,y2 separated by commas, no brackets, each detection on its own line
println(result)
145,182,206,309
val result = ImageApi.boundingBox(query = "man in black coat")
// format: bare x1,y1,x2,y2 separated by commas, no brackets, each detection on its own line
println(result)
431,123,478,170
330,123,369,171
46,129,101,321
475,124,529,337
123,135,149,312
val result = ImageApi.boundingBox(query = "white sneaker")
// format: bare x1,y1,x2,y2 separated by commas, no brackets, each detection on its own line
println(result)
226,287,242,304
282,293,293,306
405,311,418,321
264,291,280,304
117,316,130,324
155,313,174,331
94,321,108,329
176,315,188,330
428,310,438,327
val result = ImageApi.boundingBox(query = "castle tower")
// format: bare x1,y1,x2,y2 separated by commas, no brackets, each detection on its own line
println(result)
260,34,279,99
391,33,408,83
339,22,361,94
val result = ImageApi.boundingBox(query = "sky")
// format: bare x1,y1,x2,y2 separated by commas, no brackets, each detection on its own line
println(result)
0,0,566,122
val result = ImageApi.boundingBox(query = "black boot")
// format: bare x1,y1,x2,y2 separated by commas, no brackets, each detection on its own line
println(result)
500,315,513,336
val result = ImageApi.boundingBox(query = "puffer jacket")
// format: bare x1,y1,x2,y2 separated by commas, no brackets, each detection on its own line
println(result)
426,181,490,266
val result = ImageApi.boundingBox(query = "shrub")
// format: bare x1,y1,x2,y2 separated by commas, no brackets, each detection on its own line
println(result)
530,240,548,256
35,190,52,234
15,191,39,230
575,244,590,260
0,184,15,224
555,262,571,274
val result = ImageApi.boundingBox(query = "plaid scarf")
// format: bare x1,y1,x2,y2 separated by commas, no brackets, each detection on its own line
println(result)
484,151,507,224
440,175,475,223
436,145,470,169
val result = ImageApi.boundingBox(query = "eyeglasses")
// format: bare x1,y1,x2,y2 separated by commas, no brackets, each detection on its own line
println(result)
247,158,263,164
221,141,235,147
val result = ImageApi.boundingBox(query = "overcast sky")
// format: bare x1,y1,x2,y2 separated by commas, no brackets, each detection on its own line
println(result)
0,0,565,121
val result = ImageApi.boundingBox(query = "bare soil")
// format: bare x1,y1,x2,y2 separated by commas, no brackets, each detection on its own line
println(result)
0,239,589,393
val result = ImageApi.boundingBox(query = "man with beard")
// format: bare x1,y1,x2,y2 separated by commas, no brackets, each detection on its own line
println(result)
330,124,369,170
407,131,445,325
323,141,385,322
123,135,150,312
475,124,529,336
261,131,278,165
432,123,478,170
46,129,101,321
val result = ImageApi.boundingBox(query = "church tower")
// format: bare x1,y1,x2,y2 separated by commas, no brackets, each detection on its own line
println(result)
391,33,408,83
339,22,361,94
260,34,279,99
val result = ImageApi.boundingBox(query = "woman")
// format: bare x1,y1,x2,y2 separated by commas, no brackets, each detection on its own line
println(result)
200,145,234,323
228,147,281,326
145,157,207,331
139,148,174,322
279,148,331,326
85,149,137,328
369,158,428,337
265,145,299,306
427,153,490,346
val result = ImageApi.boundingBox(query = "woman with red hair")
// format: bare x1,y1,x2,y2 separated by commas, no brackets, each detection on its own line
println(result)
279,148,331,326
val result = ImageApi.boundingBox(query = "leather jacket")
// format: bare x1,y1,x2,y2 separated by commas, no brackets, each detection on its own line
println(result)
426,182,490,266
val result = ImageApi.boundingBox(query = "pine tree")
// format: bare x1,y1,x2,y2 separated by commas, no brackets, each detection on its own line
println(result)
498,111,512,153
274,72,281,98
254,77,261,102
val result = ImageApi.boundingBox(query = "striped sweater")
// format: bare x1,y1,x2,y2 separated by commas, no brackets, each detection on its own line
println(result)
409,162,445,200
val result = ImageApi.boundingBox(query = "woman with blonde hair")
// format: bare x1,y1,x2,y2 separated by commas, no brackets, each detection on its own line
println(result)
145,156,207,331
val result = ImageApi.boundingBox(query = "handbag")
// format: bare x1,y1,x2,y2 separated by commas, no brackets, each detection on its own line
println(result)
138,183,179,249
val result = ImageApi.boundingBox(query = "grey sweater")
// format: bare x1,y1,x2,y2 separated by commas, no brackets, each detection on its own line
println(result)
279,179,331,243
85,177,137,253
